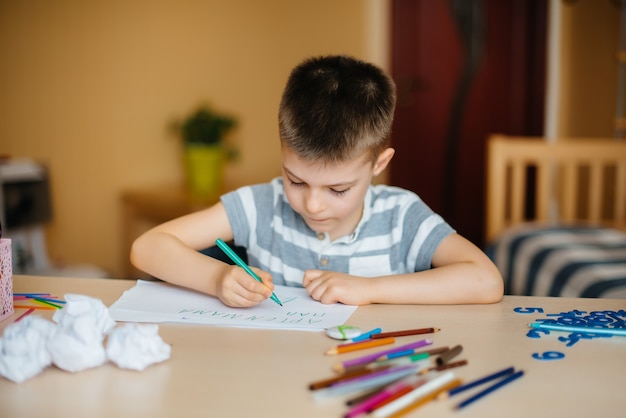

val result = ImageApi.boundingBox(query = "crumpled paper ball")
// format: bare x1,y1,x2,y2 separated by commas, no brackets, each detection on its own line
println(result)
53,294,115,334
1,293,170,382
47,294,116,373
107,323,171,371
0,316,56,383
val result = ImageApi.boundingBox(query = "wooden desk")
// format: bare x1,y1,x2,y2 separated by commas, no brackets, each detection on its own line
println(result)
2,275,625,417
121,184,218,278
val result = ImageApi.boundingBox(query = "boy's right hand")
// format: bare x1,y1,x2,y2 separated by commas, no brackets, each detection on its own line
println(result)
215,264,275,308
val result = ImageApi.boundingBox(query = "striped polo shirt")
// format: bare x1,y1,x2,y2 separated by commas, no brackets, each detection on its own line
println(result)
221,177,454,287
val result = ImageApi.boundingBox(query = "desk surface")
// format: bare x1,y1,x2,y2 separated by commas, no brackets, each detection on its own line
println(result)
1,275,625,418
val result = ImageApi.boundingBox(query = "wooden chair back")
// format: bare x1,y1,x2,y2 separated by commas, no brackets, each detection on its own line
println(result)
485,134,626,242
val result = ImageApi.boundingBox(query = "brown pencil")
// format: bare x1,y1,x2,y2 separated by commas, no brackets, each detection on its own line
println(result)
436,344,463,366
421,359,468,374
370,327,440,339
308,365,393,390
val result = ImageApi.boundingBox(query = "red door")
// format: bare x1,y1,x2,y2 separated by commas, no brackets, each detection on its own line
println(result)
390,0,547,246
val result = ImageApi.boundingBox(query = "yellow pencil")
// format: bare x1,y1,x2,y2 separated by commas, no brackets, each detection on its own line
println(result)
31,298,62,309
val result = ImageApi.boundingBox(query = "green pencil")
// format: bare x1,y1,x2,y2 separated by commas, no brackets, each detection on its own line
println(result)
215,238,283,306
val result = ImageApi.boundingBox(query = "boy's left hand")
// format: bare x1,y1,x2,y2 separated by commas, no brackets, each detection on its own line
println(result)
302,270,371,305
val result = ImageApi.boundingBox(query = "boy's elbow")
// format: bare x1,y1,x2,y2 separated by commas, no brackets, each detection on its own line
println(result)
481,269,504,304
129,235,150,272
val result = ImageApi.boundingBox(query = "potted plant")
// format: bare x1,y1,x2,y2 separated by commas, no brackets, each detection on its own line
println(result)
173,105,238,199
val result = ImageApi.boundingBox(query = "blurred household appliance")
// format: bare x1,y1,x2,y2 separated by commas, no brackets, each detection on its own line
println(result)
0,158,108,277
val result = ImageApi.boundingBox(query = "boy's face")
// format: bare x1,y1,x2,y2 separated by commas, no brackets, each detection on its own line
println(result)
281,145,393,241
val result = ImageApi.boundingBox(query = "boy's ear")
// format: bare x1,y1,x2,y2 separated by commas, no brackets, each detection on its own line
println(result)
373,148,395,176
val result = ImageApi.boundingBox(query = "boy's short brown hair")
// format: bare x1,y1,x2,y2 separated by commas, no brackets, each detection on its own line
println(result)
279,55,396,164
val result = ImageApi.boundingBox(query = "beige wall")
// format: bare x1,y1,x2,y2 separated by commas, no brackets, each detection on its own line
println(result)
557,0,620,137
2,0,619,278
0,0,389,278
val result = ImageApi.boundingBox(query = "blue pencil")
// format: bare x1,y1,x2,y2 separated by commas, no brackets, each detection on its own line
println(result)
529,322,626,337
455,370,524,410
32,297,66,304
446,366,515,397
215,238,282,306
351,328,382,342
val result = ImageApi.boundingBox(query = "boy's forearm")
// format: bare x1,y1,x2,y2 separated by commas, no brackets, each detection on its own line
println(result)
368,263,503,305
130,231,224,297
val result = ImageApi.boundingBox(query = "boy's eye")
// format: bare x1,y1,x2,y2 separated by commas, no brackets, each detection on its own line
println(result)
288,178,349,196
331,188,349,196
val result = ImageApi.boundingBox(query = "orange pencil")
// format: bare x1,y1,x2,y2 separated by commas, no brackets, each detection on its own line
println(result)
13,305,56,310
325,337,395,355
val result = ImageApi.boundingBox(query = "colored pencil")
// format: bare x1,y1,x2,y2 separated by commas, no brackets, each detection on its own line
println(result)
313,366,418,399
13,305,56,311
367,385,416,413
346,387,386,406
326,337,395,355
454,370,524,410
309,365,393,390
371,327,440,339
436,344,463,365
215,238,283,306
376,346,449,362
422,359,468,374
13,293,53,297
351,327,383,342
332,365,419,389
32,297,66,304
388,378,463,417
528,322,626,337
344,375,426,418
367,352,431,370
14,308,35,322
334,339,433,372
372,371,456,417
32,298,63,309
442,366,515,398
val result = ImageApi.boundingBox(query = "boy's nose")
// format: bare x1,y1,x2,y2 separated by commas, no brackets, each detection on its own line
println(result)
304,190,325,214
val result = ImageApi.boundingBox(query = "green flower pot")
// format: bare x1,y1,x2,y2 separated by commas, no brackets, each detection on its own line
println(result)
183,144,225,199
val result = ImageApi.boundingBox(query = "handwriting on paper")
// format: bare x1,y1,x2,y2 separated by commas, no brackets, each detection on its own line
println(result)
178,308,328,325
109,280,357,331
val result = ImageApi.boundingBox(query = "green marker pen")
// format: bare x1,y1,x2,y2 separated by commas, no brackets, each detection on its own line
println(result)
215,238,283,306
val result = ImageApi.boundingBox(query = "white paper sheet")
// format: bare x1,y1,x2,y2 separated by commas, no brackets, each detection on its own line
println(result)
108,280,357,331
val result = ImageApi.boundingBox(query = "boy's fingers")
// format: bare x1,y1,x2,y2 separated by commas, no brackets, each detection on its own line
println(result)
302,269,323,286
251,267,275,291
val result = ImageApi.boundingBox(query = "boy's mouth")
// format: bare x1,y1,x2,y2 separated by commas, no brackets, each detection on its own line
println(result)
306,216,332,225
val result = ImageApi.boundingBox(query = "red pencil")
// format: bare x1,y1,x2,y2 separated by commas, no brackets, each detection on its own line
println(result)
14,308,35,322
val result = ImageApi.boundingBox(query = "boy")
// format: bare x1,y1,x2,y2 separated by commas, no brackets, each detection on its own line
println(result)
131,55,503,307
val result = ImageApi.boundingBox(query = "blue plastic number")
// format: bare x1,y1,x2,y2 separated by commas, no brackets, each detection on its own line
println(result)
526,328,550,339
532,351,565,361
514,307,544,314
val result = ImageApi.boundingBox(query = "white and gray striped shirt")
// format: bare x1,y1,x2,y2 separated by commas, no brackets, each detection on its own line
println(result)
221,177,454,287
